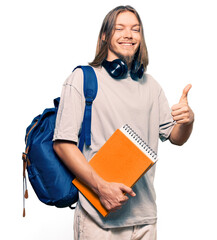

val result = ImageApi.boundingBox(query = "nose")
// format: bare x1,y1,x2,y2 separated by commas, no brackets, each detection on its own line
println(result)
123,28,132,39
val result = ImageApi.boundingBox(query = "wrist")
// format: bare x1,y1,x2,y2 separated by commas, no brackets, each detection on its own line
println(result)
90,173,107,196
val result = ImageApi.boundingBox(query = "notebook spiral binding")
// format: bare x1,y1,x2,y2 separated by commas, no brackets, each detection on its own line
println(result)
123,124,158,161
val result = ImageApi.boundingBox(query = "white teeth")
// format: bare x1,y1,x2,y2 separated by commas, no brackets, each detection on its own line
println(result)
121,43,133,46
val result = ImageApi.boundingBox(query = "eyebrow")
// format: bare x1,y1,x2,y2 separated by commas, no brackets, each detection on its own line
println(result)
115,23,140,28
115,24,140,27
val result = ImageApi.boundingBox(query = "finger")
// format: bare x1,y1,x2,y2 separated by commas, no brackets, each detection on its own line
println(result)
179,84,192,103
173,113,189,122
104,201,121,211
171,109,182,117
120,184,136,197
119,195,129,203
171,103,187,111
175,119,190,125
171,107,189,117
110,206,122,213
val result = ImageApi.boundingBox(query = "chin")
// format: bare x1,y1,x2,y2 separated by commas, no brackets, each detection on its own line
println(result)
108,46,137,63
118,53,135,64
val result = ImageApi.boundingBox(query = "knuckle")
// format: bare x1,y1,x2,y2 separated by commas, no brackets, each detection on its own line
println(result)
107,205,112,211
115,202,121,208
184,106,189,112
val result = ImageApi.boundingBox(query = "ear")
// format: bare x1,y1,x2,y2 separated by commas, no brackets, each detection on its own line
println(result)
101,33,106,41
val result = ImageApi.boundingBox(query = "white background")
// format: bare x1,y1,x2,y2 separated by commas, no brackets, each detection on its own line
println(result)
1,0,216,239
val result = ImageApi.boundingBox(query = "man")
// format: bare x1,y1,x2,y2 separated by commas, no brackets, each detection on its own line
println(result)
53,5,194,240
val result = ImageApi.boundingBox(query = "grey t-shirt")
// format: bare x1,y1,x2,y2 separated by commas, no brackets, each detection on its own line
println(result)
53,66,175,228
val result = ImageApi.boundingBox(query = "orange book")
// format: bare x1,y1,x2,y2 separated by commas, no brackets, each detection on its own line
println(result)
72,124,158,217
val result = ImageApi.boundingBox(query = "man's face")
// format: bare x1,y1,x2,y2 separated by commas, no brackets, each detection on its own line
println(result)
107,11,141,64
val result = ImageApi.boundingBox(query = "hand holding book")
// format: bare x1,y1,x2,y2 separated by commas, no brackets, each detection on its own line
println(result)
96,181,136,212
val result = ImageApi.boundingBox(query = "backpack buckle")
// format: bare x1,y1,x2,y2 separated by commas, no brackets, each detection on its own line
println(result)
22,152,27,162
85,98,93,106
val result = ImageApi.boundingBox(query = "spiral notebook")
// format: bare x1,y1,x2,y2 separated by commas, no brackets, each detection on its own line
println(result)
72,124,158,217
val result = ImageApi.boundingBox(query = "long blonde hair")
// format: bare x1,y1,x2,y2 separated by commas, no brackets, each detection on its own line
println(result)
89,5,149,71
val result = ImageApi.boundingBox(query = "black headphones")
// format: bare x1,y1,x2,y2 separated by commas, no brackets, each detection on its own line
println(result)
102,59,144,80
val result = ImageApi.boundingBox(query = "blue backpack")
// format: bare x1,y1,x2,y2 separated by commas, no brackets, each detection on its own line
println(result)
22,66,98,217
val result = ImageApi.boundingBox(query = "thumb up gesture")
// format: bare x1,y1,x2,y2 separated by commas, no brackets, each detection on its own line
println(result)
171,84,194,125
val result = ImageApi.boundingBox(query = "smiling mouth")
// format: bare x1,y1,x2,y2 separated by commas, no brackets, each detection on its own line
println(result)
119,42,136,46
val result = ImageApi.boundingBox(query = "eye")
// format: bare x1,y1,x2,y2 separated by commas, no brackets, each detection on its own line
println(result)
115,25,124,31
132,28,140,32
115,28,123,31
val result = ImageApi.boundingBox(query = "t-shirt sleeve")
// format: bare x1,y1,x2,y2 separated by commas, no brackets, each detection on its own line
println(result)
53,69,85,142
158,88,176,142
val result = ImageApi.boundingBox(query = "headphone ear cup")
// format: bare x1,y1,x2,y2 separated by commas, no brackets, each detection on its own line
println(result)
102,59,128,79
130,60,144,80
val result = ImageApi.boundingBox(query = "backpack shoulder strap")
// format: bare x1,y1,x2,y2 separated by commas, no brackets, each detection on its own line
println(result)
73,66,98,151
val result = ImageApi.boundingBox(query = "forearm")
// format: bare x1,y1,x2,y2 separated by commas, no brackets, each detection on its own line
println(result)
169,121,194,146
53,141,105,195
